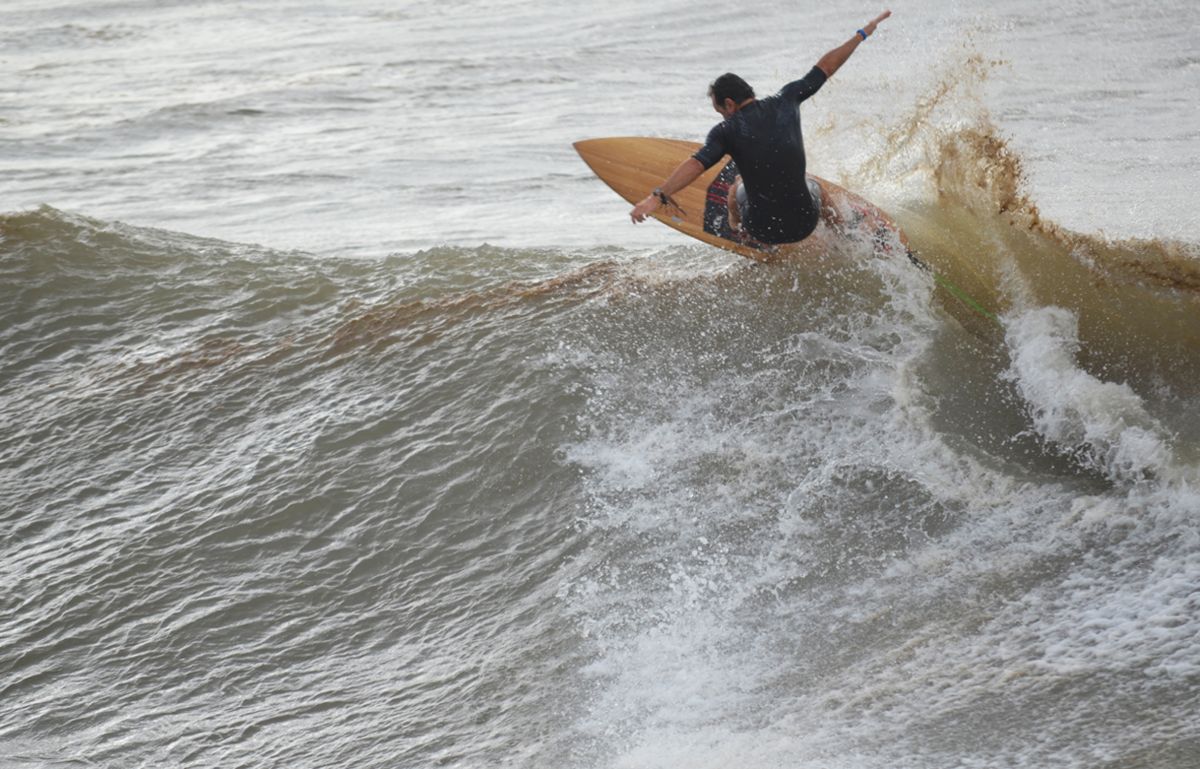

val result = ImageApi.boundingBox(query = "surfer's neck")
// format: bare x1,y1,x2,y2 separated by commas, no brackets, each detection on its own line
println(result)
713,96,756,119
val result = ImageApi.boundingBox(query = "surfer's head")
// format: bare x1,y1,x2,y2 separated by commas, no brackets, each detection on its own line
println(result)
709,73,755,118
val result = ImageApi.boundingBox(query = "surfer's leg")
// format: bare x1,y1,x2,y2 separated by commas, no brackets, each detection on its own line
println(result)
726,175,744,230
810,178,910,256
726,180,778,254
809,177,844,231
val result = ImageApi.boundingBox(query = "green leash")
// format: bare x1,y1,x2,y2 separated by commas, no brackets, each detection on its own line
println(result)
933,272,1000,324
905,248,1001,325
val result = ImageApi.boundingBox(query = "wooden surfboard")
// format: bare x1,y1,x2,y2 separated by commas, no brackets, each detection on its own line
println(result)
574,136,1000,326
573,136,909,262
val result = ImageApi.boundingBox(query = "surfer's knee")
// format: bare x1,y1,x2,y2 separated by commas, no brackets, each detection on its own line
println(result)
812,180,843,230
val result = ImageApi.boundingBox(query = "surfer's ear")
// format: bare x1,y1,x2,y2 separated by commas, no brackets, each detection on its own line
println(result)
712,97,737,117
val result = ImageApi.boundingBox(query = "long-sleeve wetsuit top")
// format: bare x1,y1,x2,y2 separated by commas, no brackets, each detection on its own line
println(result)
692,66,828,244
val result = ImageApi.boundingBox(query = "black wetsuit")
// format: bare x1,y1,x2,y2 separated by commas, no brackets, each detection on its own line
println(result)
693,66,828,244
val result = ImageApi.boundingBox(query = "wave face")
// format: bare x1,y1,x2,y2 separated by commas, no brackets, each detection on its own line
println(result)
3,202,1198,768
4,0,1200,765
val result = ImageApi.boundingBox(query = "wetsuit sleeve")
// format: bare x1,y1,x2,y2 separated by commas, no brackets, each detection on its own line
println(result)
779,66,828,104
692,123,729,170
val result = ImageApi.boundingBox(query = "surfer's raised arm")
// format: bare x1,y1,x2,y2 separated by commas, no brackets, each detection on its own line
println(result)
816,10,891,78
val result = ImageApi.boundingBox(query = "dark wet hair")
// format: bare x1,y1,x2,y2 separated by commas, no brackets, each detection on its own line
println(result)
708,73,755,105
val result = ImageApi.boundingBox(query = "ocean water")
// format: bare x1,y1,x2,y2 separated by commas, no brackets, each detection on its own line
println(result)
2,2,1199,768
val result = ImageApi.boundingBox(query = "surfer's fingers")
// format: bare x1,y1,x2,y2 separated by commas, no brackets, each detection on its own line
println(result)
630,196,660,223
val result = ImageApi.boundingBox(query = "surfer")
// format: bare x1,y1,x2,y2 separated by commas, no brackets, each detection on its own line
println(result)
630,10,892,246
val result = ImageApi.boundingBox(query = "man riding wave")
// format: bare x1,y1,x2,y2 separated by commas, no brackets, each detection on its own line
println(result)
630,11,893,246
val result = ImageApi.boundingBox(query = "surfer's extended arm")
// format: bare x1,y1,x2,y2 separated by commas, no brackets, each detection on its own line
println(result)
630,157,704,223
815,10,891,78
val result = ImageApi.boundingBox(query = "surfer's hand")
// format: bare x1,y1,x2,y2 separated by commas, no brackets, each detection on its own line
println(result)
863,10,891,36
630,195,661,223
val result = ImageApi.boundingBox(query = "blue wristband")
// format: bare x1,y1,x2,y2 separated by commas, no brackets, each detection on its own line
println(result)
857,28,868,41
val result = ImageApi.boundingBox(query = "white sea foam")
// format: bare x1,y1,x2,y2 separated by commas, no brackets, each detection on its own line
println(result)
560,245,1200,768
1003,304,1177,484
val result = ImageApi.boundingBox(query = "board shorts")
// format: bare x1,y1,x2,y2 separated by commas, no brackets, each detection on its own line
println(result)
735,177,823,238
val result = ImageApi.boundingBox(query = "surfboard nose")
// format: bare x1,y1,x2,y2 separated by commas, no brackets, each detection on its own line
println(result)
573,137,627,168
